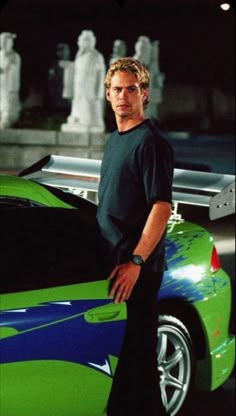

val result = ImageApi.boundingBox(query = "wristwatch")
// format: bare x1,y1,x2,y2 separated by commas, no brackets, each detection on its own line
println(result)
131,254,145,266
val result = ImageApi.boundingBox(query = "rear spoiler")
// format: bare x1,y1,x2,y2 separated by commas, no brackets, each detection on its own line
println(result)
19,154,235,220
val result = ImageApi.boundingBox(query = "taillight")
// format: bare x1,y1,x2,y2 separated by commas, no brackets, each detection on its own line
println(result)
210,245,221,272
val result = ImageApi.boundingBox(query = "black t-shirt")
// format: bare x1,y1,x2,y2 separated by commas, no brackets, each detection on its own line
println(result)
96,118,174,272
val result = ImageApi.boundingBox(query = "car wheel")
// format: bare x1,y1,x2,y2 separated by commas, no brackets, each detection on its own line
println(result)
157,314,195,416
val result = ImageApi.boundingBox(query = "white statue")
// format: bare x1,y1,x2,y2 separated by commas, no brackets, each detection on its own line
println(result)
146,40,165,119
0,32,21,129
61,30,106,133
133,36,165,119
133,35,152,69
109,39,127,65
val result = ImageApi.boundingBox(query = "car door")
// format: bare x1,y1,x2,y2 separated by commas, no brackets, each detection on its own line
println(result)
0,207,127,416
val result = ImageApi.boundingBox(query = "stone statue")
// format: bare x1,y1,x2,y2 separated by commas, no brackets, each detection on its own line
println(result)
146,40,165,119
133,35,152,69
109,39,127,65
47,43,71,111
0,32,21,129
61,30,106,133
133,36,165,119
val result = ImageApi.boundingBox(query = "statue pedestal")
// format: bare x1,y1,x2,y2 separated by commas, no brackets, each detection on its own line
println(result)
61,122,105,134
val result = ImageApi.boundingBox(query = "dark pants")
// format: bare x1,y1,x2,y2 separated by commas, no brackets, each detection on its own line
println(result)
107,270,168,416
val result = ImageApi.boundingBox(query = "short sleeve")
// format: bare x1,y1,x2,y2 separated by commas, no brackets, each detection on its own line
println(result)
140,135,174,206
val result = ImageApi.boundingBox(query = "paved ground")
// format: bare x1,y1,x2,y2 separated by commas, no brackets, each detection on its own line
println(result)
180,377,235,415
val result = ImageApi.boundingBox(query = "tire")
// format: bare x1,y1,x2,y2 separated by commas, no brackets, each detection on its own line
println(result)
157,314,196,416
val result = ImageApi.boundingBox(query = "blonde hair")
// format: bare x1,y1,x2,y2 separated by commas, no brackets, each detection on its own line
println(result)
104,57,150,107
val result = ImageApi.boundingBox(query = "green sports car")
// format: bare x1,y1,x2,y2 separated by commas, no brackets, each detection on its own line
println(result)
0,155,235,416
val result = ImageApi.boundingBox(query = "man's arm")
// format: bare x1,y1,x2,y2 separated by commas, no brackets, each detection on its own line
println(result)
108,200,172,303
133,201,172,261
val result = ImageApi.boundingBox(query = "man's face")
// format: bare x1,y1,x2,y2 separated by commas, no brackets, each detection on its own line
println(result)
106,71,148,119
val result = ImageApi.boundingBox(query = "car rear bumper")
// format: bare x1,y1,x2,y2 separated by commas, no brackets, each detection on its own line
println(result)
194,269,235,390
196,333,235,391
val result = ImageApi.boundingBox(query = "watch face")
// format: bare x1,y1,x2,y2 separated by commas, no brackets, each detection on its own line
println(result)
132,255,144,265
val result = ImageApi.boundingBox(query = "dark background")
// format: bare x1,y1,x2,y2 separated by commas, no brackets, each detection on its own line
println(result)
0,0,235,98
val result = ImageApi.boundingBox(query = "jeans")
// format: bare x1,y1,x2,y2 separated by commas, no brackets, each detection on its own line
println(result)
107,270,168,416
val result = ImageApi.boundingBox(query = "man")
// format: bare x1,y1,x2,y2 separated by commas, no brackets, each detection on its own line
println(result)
97,57,173,416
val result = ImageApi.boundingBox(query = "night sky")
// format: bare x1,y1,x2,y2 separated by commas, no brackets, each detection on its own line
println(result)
0,0,235,99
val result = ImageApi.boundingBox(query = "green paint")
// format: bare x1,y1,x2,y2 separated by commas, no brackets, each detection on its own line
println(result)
0,281,110,311
0,360,113,416
194,279,235,390
0,175,72,208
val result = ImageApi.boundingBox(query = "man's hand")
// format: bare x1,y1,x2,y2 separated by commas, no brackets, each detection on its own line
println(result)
108,262,141,303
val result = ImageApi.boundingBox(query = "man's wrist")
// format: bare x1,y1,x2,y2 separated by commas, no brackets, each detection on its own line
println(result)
131,254,145,266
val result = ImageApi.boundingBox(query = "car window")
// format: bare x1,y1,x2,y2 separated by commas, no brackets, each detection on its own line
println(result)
0,196,45,209
0,207,102,294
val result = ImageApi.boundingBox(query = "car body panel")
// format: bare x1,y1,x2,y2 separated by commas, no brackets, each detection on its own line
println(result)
163,221,215,302
0,175,72,208
1,360,111,416
193,278,235,391
0,282,127,416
